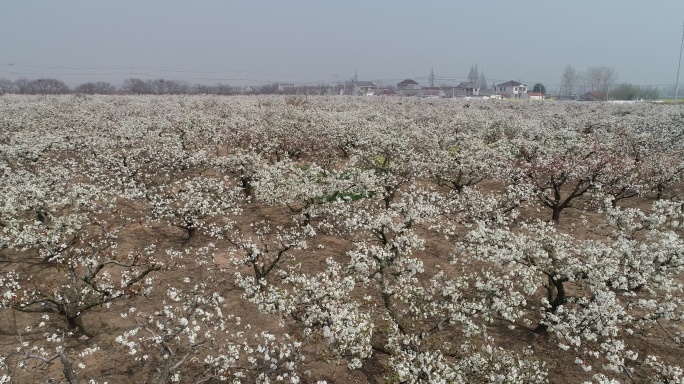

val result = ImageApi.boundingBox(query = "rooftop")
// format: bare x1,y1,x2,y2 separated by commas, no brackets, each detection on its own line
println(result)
497,80,526,87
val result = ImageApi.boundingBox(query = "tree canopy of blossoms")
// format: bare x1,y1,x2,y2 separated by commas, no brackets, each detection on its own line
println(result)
0,94,682,383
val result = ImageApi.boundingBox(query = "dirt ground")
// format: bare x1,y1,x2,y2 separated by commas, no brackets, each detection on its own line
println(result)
1,178,682,383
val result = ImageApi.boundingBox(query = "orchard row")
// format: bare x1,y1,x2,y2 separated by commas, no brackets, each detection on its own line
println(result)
1,95,683,383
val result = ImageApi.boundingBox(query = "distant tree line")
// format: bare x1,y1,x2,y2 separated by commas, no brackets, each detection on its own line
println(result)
0,72,665,100
560,65,618,96
609,83,660,100
0,78,71,95
0,77,336,96
558,65,663,100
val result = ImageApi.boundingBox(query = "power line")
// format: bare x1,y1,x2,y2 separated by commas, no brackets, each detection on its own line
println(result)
10,71,132,77
2,62,130,71
2,62,337,79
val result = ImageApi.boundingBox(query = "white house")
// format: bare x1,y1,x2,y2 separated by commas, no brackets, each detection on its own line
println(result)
521,91,545,100
354,81,376,95
496,80,527,98
278,82,296,92
454,81,480,96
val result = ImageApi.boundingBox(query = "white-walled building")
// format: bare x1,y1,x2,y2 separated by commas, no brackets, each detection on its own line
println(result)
277,82,296,92
521,91,545,100
496,80,527,98
454,81,480,96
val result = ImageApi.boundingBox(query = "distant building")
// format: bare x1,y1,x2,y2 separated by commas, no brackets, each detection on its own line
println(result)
278,82,296,92
454,82,480,96
354,81,376,95
496,80,527,98
521,91,545,100
397,79,421,90
582,91,606,101
371,89,396,96
337,80,376,95
421,87,448,98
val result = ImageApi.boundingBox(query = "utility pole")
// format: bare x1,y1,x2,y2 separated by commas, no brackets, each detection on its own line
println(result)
333,74,338,95
675,21,684,102
128,65,133,94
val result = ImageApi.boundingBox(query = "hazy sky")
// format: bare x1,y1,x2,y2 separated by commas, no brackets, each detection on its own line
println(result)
3,1,684,90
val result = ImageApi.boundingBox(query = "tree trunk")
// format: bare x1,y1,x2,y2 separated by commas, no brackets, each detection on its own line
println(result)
66,314,90,337
549,275,567,310
301,212,311,227
656,183,665,200
59,350,78,384
551,206,562,223
186,226,196,240
536,274,567,333
156,361,172,384
240,177,253,198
